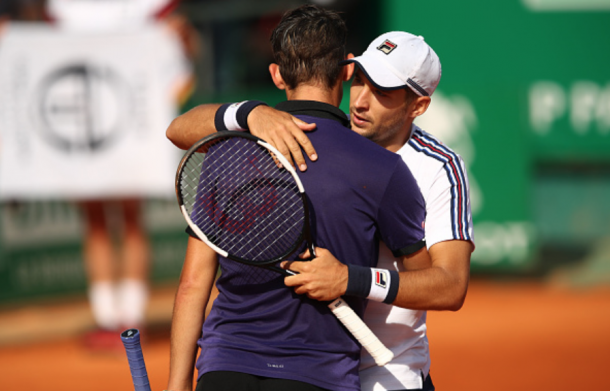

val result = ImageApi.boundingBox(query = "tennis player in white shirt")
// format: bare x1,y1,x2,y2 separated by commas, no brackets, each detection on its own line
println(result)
278,32,474,391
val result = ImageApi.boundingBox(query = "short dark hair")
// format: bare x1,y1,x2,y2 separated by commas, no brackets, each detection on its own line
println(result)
270,4,347,90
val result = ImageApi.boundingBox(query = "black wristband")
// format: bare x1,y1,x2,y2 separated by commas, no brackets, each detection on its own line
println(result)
345,266,401,303
236,100,268,129
214,103,232,131
345,265,372,298
214,101,268,132
383,270,400,304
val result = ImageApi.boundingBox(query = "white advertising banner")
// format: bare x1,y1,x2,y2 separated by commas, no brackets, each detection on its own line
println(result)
46,0,175,31
0,23,189,200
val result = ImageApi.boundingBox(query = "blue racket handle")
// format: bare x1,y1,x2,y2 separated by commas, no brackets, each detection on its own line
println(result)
120,329,152,391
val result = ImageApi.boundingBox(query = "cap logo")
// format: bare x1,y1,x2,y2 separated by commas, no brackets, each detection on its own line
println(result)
377,40,397,55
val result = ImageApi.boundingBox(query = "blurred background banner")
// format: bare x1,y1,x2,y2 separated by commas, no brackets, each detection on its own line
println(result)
0,198,186,303
0,23,186,199
45,0,176,30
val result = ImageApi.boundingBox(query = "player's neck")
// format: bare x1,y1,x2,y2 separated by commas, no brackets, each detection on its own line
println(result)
385,121,414,153
286,83,342,108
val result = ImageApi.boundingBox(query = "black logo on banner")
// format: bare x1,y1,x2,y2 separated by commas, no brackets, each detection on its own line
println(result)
36,63,132,153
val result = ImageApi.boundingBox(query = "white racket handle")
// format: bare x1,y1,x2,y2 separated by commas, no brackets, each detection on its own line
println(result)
328,297,394,366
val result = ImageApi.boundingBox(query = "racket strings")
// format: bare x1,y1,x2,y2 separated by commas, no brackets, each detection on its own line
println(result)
247,206,305,258
200,142,299,256
184,140,256,226
221,161,303,260
180,137,305,262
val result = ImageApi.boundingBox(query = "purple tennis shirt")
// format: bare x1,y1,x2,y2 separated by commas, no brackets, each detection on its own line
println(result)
194,100,426,391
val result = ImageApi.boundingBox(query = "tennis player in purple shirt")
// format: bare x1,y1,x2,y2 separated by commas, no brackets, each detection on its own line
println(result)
166,6,430,391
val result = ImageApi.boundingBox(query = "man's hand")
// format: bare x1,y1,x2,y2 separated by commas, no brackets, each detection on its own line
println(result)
281,247,348,301
248,105,317,171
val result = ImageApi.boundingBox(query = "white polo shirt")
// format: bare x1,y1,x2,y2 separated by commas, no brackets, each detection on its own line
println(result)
360,124,475,390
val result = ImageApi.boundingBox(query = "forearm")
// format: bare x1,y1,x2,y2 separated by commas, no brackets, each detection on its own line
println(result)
392,264,469,311
283,257,466,310
167,283,208,391
338,241,470,311
392,240,471,311
167,238,218,391
166,104,221,150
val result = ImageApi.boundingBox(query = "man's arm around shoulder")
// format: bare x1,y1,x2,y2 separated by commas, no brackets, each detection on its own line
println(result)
394,240,471,311
166,103,317,171
166,104,221,150
282,240,471,312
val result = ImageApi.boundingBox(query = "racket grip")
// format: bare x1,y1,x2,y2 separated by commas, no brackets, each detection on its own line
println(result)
120,329,152,391
328,298,394,367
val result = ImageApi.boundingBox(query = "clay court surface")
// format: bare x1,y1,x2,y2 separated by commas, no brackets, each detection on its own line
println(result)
1,279,609,390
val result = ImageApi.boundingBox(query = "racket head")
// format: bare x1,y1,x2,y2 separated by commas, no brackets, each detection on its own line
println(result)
176,131,310,266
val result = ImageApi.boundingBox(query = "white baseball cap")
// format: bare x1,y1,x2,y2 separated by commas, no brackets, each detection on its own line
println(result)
343,31,441,96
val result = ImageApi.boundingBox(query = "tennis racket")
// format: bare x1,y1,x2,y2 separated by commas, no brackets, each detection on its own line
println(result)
120,328,151,391
175,131,393,366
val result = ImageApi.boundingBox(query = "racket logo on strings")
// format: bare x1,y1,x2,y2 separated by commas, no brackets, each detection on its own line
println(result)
197,178,279,234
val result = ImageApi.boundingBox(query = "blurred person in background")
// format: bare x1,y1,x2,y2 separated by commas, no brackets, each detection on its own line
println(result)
42,0,196,350
0,0,43,38
0,0,43,23
167,27,474,391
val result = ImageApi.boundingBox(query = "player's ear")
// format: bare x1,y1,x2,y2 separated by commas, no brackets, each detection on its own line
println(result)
269,63,286,90
343,53,355,82
410,96,431,118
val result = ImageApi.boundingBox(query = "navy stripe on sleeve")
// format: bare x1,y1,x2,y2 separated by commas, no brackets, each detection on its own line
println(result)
408,130,471,241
